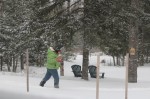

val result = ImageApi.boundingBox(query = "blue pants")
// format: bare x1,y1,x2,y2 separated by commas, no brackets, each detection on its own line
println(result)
42,69,59,86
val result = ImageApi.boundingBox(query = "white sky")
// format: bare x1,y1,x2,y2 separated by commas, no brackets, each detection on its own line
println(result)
0,55,150,99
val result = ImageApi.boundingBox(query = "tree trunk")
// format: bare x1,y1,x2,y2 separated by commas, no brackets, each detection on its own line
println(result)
81,0,91,80
12,55,16,72
128,0,142,83
37,54,40,67
82,46,89,80
129,25,138,83
0,0,3,71
128,23,138,83
7,56,11,72
60,61,64,76
15,57,18,72
0,56,3,71
20,54,24,70
122,56,125,66
145,47,149,63
116,56,121,66
138,30,144,66
112,56,116,66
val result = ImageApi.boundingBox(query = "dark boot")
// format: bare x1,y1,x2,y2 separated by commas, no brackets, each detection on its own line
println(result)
54,85,59,88
39,81,46,87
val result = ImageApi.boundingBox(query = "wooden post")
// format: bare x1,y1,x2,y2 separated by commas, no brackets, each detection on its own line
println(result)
26,49,29,92
125,53,129,99
96,54,100,99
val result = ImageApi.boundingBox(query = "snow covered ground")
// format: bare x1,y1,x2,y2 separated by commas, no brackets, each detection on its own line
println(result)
0,55,150,99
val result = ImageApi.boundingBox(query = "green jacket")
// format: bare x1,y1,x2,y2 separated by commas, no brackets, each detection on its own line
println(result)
46,49,60,69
